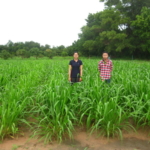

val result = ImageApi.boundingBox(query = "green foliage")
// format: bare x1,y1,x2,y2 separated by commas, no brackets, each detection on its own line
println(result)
70,1,150,58
54,45,65,56
83,40,96,56
0,58,150,142
0,41,69,59
0,50,11,59
45,49,54,59
100,0,150,20
61,51,68,57
131,7,150,52
100,30,129,52
16,49,27,58
12,144,19,150
29,47,40,59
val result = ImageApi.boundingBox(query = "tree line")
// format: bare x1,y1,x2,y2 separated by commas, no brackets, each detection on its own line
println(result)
0,41,70,59
0,0,150,59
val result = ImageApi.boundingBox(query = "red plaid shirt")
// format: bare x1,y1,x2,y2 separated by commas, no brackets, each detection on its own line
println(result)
98,59,113,80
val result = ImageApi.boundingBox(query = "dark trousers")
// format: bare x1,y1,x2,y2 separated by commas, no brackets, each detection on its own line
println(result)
71,78,80,83
105,79,111,83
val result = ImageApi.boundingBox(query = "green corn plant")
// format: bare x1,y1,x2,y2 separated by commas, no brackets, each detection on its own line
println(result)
0,58,150,143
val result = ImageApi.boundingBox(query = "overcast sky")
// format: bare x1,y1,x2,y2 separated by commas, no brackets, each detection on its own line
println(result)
0,0,104,47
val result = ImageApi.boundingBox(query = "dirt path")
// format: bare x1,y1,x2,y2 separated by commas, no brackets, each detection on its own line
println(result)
0,128,150,150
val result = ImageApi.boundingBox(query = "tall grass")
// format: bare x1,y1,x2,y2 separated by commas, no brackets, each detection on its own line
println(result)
0,59,150,142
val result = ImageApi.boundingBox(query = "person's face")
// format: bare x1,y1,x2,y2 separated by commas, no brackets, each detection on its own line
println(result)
73,53,79,59
102,53,108,59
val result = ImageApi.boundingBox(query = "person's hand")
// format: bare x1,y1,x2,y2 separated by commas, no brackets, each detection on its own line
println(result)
101,78,104,81
68,78,71,81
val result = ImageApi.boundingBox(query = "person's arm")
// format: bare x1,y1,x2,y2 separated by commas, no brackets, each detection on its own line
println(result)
98,62,103,81
79,65,83,81
68,65,72,81
98,62,101,72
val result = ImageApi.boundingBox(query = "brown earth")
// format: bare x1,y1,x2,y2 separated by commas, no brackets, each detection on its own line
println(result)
0,127,150,150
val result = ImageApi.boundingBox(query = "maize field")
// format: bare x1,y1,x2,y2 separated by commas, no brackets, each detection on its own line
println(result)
0,58,150,143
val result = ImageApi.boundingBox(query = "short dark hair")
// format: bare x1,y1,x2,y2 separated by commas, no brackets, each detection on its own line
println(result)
73,52,79,55
102,52,109,55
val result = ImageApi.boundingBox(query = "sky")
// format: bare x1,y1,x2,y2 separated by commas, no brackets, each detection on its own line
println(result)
0,0,104,47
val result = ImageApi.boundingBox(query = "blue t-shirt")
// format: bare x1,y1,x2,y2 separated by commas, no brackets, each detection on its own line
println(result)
69,60,82,78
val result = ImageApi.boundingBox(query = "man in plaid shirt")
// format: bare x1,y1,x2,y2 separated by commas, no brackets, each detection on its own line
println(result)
98,52,113,83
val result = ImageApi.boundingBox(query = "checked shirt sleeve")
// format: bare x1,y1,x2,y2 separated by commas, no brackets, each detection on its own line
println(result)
98,61,101,72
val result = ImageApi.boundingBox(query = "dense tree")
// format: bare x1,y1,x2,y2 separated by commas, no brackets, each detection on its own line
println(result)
100,0,150,20
100,0,150,54
0,50,11,59
0,41,67,58
29,47,40,59
45,44,51,49
61,49,68,57
69,1,150,59
83,40,96,56
45,49,53,59
54,45,65,56
0,45,6,52
24,41,40,50
16,49,27,58
131,7,150,53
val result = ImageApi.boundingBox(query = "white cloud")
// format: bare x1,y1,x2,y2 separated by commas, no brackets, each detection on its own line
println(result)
0,0,104,46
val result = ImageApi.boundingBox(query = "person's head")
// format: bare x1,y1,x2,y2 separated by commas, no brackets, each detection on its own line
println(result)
102,52,109,60
73,52,79,59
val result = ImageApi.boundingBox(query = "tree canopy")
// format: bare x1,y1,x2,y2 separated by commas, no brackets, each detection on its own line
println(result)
69,0,150,59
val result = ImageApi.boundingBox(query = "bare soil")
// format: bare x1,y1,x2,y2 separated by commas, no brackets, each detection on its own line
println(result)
0,127,150,150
